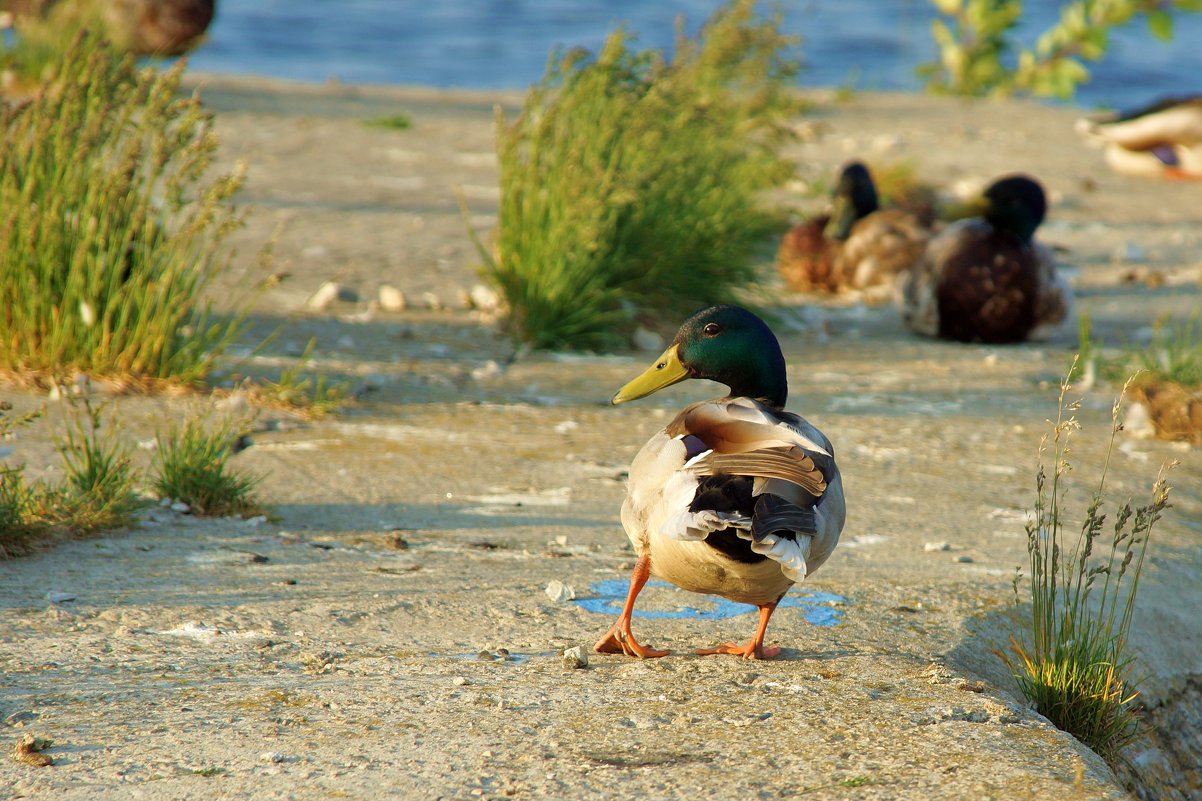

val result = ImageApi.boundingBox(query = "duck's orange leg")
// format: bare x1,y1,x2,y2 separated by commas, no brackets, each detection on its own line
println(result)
696,598,783,660
593,554,670,658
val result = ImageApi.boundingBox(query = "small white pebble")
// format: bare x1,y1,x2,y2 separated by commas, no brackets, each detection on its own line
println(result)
924,542,950,552
259,752,285,764
378,284,406,312
452,676,470,686
562,646,589,670
307,281,342,310
170,501,191,514
544,580,576,603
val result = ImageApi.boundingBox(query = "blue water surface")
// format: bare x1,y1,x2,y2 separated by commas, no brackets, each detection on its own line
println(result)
185,1,1202,109
574,579,846,626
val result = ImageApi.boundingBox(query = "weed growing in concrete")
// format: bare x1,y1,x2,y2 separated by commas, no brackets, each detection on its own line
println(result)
54,398,141,534
1003,366,1175,762
151,417,261,517
475,0,800,349
0,33,246,388
237,339,350,419
364,113,412,130
0,399,142,556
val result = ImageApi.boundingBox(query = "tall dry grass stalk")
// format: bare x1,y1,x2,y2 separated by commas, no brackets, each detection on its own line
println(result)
0,32,246,388
1003,364,1175,762
475,0,801,350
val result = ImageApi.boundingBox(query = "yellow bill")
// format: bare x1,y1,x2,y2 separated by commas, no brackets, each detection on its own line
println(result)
611,344,690,405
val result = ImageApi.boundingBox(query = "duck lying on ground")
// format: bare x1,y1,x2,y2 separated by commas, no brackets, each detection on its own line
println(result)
896,174,1071,344
777,161,930,296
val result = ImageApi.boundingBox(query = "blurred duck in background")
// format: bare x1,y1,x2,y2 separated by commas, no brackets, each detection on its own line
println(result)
1075,95,1202,181
777,161,930,298
896,174,1071,344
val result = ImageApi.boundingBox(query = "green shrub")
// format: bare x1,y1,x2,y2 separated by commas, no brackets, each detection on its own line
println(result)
0,33,246,387
475,0,801,350
151,417,261,517
1002,368,1175,762
920,0,1202,99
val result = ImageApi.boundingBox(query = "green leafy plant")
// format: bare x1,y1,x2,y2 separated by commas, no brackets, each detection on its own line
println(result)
1001,367,1175,762
0,32,247,388
472,0,800,349
921,0,1202,99
151,416,261,517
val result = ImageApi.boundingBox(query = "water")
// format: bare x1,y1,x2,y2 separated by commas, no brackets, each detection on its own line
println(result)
574,579,846,626
184,1,1202,109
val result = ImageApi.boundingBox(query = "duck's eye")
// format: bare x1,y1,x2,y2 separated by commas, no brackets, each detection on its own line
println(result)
702,322,721,336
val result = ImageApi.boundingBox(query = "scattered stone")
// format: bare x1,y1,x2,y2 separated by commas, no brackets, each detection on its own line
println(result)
954,555,974,563
170,501,191,514
259,752,286,764
632,326,664,352
471,360,503,382
452,676,470,687
12,733,53,767
45,592,76,604
561,646,589,670
467,284,500,313
420,291,442,310
544,580,575,603
242,515,268,528
307,281,343,310
273,579,297,586
378,284,407,312
923,542,950,552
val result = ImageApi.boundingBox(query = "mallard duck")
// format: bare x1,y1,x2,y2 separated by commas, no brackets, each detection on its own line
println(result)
6,0,214,56
777,161,930,295
1075,95,1202,180
594,305,845,660
896,174,1071,344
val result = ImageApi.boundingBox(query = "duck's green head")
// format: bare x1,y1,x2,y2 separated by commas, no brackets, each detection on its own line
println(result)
611,305,788,408
977,174,1046,243
823,161,879,241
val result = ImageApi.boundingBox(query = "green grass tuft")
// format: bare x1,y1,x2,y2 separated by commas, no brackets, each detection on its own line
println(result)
473,0,801,350
1002,365,1175,763
0,398,142,556
364,113,412,131
151,417,262,517
0,32,247,388
53,397,142,534
243,339,350,419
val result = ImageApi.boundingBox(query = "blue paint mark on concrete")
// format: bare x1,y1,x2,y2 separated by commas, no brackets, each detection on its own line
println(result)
574,579,846,627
